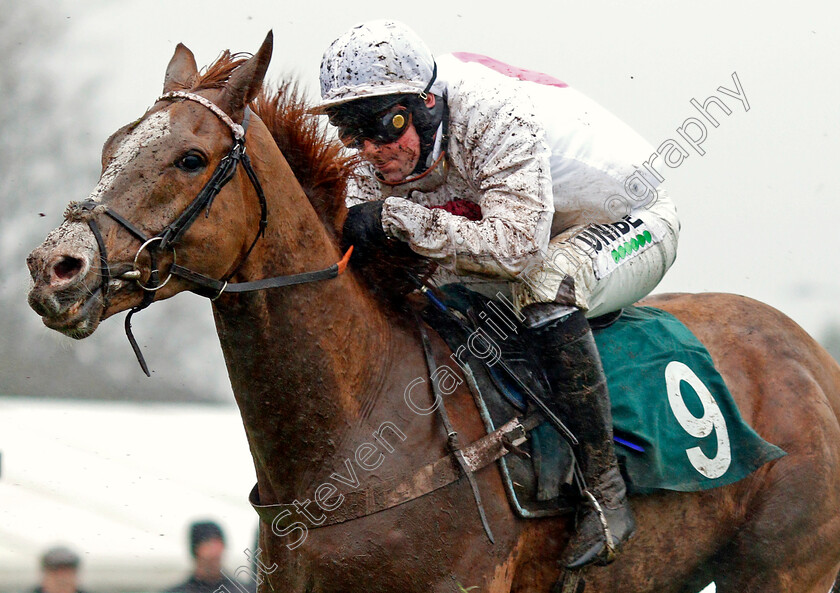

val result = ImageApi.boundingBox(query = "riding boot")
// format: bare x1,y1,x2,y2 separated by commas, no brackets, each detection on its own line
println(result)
523,304,636,569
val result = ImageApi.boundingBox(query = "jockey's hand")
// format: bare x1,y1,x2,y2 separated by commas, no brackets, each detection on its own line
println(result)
342,201,391,257
341,200,437,305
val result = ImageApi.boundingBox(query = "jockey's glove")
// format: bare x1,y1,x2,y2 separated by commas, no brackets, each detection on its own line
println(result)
341,200,438,302
342,200,391,257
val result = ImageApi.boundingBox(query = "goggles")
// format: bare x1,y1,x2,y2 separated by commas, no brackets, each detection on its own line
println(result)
330,105,412,150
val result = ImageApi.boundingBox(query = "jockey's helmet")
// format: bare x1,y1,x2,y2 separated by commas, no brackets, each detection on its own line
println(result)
314,20,441,113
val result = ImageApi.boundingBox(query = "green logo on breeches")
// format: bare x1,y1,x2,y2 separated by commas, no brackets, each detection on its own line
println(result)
611,231,652,263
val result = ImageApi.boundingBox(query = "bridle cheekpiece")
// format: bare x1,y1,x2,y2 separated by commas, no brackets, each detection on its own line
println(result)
70,91,351,375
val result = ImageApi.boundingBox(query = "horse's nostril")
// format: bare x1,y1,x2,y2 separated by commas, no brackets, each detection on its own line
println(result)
52,256,84,281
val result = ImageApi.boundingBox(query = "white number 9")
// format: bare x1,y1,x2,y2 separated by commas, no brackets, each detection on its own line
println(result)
665,361,731,479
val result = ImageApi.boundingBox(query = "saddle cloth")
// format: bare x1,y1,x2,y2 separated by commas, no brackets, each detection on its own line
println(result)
423,284,786,518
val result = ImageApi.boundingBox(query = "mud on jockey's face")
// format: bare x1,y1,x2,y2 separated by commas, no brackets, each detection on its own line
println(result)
328,94,441,184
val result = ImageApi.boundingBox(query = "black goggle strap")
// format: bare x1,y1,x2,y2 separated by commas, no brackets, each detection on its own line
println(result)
333,61,435,144
341,109,411,148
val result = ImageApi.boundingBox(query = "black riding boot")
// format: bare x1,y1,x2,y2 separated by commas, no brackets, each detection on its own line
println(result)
523,304,636,569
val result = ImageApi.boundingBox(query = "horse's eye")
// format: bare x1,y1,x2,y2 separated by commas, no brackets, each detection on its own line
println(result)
176,152,206,172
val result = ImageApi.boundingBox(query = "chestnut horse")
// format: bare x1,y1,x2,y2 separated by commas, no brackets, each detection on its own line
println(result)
26,34,840,593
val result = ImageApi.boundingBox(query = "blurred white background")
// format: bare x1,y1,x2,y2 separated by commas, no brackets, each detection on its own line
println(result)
2,0,838,591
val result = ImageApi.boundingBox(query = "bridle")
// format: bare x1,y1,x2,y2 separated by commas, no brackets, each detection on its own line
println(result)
71,91,351,375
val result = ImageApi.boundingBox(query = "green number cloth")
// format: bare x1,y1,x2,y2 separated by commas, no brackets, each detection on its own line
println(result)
594,306,786,493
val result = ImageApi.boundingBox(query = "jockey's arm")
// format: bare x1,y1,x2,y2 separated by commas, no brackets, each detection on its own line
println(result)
377,94,555,281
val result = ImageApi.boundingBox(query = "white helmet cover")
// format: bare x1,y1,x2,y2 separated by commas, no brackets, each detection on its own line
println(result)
315,20,440,113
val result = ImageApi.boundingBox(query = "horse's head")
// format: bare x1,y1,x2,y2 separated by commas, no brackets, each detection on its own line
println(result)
27,33,274,339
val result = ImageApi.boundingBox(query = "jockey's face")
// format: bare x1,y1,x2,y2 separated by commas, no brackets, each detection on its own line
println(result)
334,94,436,184
357,112,422,183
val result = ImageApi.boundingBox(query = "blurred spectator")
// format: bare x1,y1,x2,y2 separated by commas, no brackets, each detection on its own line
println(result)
31,546,87,593
165,520,246,593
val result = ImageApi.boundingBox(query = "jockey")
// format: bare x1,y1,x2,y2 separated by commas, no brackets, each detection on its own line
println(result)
314,19,680,569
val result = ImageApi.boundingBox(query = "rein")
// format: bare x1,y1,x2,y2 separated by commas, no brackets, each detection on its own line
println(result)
73,91,351,375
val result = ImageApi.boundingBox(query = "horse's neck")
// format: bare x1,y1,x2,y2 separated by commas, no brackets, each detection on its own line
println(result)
213,278,397,486
210,128,406,498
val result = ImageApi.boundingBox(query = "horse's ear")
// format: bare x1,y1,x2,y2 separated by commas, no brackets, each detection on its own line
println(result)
220,31,273,121
163,43,199,93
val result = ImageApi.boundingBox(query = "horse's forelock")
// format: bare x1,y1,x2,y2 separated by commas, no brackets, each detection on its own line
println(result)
186,50,252,91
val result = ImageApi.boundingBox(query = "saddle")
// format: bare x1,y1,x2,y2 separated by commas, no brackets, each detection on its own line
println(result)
419,282,786,514
420,283,605,518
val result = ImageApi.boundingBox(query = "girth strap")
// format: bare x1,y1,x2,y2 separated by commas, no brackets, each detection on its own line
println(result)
250,414,539,532
249,316,539,535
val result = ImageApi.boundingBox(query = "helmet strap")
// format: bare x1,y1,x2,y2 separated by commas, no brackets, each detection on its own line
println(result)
419,62,438,101
410,95,447,175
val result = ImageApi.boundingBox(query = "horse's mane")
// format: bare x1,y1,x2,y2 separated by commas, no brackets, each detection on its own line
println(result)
253,84,353,237
193,51,251,90
189,52,421,305
189,51,353,237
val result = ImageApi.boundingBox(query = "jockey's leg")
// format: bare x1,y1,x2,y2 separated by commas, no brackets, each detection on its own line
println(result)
511,188,680,318
523,303,635,568
513,190,680,568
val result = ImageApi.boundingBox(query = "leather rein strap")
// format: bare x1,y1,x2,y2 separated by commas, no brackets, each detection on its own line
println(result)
71,91,350,375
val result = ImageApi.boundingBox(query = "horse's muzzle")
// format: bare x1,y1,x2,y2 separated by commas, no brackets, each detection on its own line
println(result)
26,221,104,337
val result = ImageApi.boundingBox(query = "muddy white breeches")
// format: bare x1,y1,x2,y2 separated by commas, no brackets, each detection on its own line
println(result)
512,189,680,318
